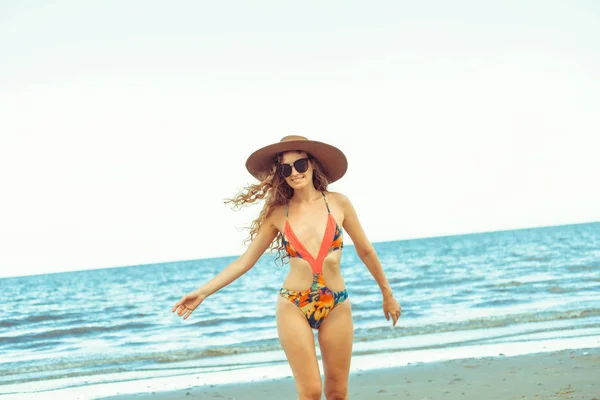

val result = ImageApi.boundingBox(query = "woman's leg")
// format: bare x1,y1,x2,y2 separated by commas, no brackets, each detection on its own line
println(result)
276,297,322,400
317,300,353,400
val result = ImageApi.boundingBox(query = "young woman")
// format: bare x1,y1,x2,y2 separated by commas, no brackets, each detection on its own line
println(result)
172,135,401,400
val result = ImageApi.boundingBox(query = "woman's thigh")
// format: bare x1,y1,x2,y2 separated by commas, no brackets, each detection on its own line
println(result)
317,301,353,392
276,297,322,393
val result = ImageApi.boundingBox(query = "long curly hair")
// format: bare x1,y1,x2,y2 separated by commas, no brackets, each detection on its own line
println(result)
225,151,330,265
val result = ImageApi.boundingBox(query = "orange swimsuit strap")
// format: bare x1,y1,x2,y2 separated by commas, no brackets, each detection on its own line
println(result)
282,192,344,273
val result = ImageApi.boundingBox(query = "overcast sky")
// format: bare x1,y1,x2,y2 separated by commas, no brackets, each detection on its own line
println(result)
1,1,598,278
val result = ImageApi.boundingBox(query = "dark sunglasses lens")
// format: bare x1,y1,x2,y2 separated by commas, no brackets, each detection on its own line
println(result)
280,164,292,177
294,158,309,173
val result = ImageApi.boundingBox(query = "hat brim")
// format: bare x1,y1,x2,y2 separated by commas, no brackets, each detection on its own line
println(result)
245,139,348,183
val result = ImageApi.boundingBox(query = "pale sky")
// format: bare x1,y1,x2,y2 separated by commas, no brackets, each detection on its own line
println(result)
1,1,599,278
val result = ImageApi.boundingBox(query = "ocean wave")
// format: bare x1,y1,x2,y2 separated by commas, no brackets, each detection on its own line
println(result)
400,277,486,290
547,285,577,294
0,338,283,383
0,322,154,345
490,281,524,288
471,298,523,308
524,256,551,262
350,300,382,312
189,315,271,327
567,265,599,272
483,280,587,293
3,308,598,382
0,312,83,328
352,308,600,340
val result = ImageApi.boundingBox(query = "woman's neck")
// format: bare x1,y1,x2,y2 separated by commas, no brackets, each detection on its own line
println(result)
291,185,322,204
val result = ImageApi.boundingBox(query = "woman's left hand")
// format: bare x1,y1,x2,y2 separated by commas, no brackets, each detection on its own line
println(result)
382,294,402,326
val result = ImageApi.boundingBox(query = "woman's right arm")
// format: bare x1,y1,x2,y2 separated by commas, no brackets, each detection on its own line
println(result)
172,216,279,319
197,218,279,298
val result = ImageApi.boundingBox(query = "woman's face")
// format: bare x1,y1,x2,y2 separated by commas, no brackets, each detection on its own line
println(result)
280,151,313,190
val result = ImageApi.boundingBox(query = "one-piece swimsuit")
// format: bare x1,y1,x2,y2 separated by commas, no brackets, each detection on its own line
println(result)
279,192,348,329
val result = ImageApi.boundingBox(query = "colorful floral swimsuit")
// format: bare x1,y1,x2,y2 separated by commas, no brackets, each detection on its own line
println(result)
279,192,348,329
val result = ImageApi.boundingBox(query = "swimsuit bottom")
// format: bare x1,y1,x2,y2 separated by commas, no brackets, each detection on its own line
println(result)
279,273,349,330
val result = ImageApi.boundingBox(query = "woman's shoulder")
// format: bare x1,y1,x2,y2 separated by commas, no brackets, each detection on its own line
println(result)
266,202,287,222
324,191,351,206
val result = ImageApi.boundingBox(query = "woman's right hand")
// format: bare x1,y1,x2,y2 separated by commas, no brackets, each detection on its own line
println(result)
171,289,206,320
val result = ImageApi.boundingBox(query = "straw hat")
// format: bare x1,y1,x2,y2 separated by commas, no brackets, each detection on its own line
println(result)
245,135,348,183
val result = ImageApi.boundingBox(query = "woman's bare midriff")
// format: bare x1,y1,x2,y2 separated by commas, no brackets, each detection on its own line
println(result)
281,252,346,292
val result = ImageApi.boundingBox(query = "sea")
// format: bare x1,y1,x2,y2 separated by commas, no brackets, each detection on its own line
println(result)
1,222,599,399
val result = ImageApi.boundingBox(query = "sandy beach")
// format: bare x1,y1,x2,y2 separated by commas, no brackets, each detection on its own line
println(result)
97,347,599,400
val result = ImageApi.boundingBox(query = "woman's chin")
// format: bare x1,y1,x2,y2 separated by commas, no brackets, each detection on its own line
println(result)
288,177,309,189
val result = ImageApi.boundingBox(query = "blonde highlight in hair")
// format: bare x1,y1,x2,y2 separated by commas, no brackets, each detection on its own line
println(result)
225,152,330,265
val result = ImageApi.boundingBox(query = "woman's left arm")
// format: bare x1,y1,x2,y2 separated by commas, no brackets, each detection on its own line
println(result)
339,193,402,326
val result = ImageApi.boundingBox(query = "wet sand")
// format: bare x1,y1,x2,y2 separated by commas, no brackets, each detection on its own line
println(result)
98,347,600,400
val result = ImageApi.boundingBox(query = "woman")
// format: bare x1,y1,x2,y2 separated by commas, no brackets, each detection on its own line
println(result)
172,135,401,400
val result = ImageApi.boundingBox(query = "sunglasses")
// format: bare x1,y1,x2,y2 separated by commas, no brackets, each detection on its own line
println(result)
279,157,310,178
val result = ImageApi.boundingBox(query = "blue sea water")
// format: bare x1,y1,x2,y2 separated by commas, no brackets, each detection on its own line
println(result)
0,222,599,399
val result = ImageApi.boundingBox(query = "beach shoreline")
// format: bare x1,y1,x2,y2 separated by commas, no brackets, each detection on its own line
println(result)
95,347,600,400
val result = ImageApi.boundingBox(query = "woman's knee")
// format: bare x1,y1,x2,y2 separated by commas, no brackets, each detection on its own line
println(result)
324,382,347,400
298,382,322,400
